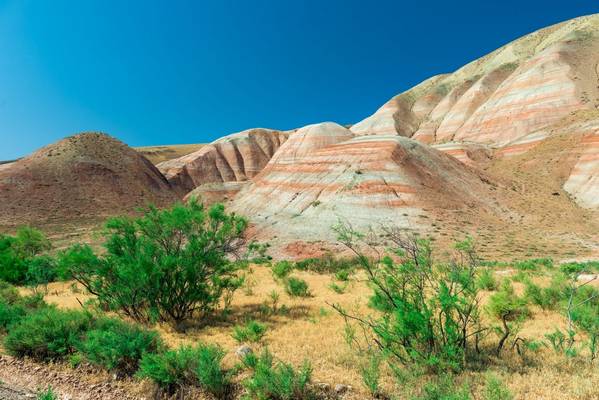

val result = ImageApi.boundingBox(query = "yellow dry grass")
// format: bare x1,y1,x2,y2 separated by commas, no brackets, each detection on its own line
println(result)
134,144,204,164
27,265,599,400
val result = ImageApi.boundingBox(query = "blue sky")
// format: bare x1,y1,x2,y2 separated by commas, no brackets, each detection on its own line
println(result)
0,1,597,160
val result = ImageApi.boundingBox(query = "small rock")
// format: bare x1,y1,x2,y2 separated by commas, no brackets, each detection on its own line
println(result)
316,382,331,390
334,384,350,394
235,345,253,358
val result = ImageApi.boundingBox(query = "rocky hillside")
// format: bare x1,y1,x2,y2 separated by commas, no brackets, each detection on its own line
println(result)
0,133,177,226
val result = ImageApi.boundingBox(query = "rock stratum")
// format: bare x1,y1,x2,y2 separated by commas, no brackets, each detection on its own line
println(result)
3,14,599,259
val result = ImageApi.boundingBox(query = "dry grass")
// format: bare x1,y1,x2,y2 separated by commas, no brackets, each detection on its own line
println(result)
23,264,599,400
134,144,204,164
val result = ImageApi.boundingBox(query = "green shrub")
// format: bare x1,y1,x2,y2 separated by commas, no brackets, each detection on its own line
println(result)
60,200,249,325
36,386,58,400
4,307,92,360
25,255,58,290
137,344,230,396
0,300,26,332
360,354,381,398
78,317,163,375
523,278,566,310
284,277,310,298
194,344,230,398
483,374,512,400
486,281,529,355
514,258,552,272
242,348,312,400
0,227,53,285
232,320,268,343
476,269,498,291
272,261,295,280
0,281,20,304
412,375,471,400
332,225,483,373
295,253,359,274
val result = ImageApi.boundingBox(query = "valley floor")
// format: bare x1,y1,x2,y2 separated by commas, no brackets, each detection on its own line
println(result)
8,264,599,400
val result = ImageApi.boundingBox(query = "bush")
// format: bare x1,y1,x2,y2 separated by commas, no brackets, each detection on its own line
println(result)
4,307,92,360
332,224,483,373
137,344,230,396
284,277,310,298
272,261,295,280
36,387,58,400
232,320,268,343
360,354,382,397
486,281,529,355
523,277,565,310
0,227,54,285
295,253,359,274
242,349,313,400
78,317,163,375
412,375,471,400
0,300,26,332
60,200,249,325
476,269,498,291
483,374,512,400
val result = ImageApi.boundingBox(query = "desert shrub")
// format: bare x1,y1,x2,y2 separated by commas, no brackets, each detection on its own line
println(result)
242,348,313,400
523,277,566,310
4,307,92,360
295,253,359,274
36,386,58,400
476,269,498,291
194,344,231,398
272,261,294,280
328,281,348,294
486,281,529,355
78,317,163,375
514,258,552,272
60,200,249,325
232,320,268,343
0,300,26,332
569,285,599,360
412,375,471,400
483,374,512,400
284,277,310,298
25,255,58,292
0,227,54,285
0,280,20,303
332,224,483,373
137,344,230,396
360,354,382,398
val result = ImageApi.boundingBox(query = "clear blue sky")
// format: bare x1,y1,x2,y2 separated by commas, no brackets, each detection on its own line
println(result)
0,0,597,160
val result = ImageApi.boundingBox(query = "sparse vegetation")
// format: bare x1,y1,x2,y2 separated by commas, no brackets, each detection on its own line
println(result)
232,319,268,343
242,348,313,400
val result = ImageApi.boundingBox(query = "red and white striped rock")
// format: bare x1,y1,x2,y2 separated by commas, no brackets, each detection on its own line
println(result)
232,133,502,242
157,128,288,194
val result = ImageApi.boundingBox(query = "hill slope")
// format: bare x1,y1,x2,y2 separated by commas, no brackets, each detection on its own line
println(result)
0,133,177,226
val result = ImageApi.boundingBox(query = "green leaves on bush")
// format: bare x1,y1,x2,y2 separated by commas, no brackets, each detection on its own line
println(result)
486,281,529,355
4,307,92,361
137,344,231,396
77,317,163,375
242,348,313,400
0,227,56,286
284,277,310,298
483,374,512,400
476,269,498,291
232,320,268,343
60,200,249,325
332,225,483,373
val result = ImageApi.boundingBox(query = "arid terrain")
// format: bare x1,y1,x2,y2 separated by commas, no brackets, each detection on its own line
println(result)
1,13,599,400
